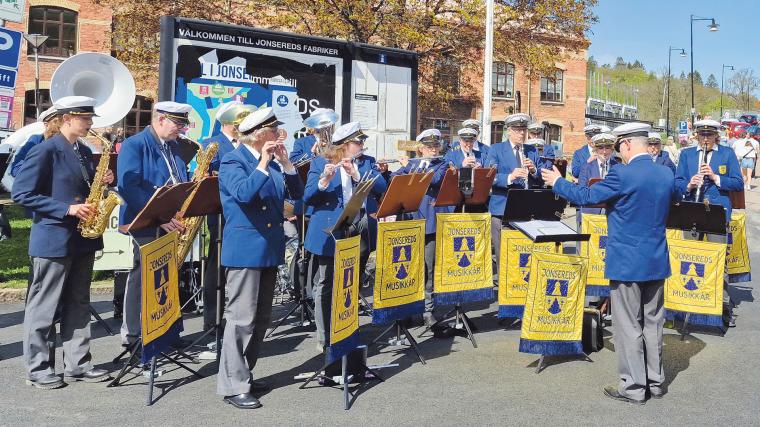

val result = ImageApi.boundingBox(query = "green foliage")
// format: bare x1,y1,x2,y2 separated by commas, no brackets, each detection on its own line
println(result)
0,204,31,288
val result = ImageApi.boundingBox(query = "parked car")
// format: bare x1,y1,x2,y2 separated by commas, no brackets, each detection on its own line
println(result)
727,121,751,139
738,114,758,125
745,125,760,141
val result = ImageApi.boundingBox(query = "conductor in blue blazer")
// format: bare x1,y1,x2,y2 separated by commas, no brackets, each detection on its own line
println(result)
394,128,452,326
647,132,676,174
216,107,303,409
303,121,387,351
577,132,619,222
12,96,112,389
117,101,191,347
543,122,677,405
485,113,542,281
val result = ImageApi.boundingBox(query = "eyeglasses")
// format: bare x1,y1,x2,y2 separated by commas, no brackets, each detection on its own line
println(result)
696,132,716,137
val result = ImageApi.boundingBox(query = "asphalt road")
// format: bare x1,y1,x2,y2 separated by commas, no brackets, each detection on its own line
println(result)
1,190,759,426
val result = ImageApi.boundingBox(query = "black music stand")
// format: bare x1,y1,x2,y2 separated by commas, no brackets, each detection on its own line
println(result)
109,182,201,405
300,176,384,410
369,172,432,364
666,201,727,339
503,189,591,373
417,167,497,348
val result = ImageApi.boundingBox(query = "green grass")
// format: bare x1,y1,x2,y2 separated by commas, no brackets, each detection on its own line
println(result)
0,202,115,289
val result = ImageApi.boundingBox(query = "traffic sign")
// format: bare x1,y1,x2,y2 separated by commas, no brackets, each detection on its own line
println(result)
0,27,22,70
0,67,16,89
0,0,25,24
678,121,688,135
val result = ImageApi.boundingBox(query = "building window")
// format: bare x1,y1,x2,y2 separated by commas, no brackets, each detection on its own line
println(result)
492,62,515,98
540,70,564,103
435,57,460,95
491,121,505,144
27,7,78,58
124,96,153,136
24,89,52,125
546,124,562,144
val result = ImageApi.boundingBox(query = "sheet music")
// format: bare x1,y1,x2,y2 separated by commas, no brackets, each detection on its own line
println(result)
510,220,577,240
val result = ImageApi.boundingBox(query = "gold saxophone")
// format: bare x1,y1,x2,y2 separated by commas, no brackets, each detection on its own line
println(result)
176,139,218,264
78,131,123,238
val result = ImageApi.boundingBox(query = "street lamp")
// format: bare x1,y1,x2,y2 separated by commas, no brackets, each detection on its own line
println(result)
720,64,734,119
22,34,49,119
690,15,718,126
666,46,686,137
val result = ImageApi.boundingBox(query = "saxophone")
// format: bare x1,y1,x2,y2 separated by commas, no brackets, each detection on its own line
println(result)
176,139,218,264
78,131,123,238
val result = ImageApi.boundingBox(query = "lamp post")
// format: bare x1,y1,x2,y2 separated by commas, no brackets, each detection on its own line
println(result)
689,15,718,126
481,0,494,146
720,64,734,119
22,34,49,119
666,47,686,137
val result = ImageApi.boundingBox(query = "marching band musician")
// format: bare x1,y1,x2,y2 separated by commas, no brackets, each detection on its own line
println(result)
571,124,603,179
216,107,303,409
394,129,452,327
12,96,113,389
485,113,542,281
528,121,558,172
542,122,676,405
674,119,744,327
647,132,676,174
117,101,192,350
199,100,244,331
444,127,488,168
303,122,387,352
9,107,59,178
290,107,334,161
577,133,619,221
449,118,482,151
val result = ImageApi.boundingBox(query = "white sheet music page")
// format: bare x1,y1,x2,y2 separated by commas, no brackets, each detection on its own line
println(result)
510,220,576,240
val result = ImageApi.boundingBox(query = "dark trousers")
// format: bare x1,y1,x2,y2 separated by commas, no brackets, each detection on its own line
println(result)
203,223,225,329
424,234,436,313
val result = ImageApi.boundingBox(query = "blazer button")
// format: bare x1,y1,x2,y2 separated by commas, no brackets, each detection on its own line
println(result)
325,202,329,206
267,223,272,228
262,206,267,211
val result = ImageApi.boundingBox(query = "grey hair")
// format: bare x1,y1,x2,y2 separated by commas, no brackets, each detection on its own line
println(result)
627,136,649,148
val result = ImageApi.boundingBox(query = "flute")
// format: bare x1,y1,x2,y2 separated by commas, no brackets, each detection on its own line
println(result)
319,148,367,179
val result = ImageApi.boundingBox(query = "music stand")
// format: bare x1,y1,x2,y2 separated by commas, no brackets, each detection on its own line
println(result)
109,183,202,405
666,200,727,339
300,175,384,410
503,189,591,373
369,172,432,364
418,167,497,348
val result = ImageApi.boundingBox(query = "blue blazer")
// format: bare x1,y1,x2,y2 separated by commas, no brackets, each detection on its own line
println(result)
218,146,303,268
290,135,317,163
391,158,453,235
303,154,387,256
655,150,676,174
200,132,235,227
444,144,489,168
553,155,676,282
578,158,619,216
538,144,557,171
117,127,189,238
571,144,593,178
10,133,45,177
11,134,103,257
675,145,743,221
485,141,542,216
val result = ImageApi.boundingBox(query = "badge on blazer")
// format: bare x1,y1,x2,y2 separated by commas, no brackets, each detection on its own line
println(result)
719,165,727,174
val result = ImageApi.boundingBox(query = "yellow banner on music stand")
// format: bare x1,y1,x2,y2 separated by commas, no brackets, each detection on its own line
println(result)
579,213,610,297
498,230,557,318
433,213,493,305
328,235,361,363
140,231,183,363
373,220,426,324
727,212,751,283
664,237,725,327
520,252,587,355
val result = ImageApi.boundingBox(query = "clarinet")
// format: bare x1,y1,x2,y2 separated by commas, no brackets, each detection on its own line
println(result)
601,159,608,179
694,148,706,202
519,145,529,189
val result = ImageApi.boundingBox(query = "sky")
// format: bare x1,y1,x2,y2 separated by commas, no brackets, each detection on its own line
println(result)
588,0,758,94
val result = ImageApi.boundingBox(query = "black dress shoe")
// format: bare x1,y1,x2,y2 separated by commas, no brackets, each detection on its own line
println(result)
26,374,65,390
223,393,262,409
67,368,111,383
250,379,269,392
603,385,645,405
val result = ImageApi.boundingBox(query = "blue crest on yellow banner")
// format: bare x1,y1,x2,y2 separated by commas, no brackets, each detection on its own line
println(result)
373,220,426,325
580,213,610,297
519,252,587,355
140,231,183,363
328,236,361,363
498,230,557,318
664,237,725,327
434,214,493,305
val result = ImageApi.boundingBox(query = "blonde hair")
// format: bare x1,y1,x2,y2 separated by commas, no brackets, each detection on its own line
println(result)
325,143,347,164
44,116,62,139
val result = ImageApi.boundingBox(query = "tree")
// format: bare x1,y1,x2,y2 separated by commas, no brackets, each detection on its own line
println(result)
631,59,644,70
99,0,598,115
705,73,718,89
679,71,686,80
614,56,626,69
688,71,703,86
728,68,760,110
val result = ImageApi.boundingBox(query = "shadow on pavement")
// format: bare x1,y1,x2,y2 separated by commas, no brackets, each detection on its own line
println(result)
662,333,706,389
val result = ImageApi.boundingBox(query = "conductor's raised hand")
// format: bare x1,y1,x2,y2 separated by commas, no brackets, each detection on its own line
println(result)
541,166,562,187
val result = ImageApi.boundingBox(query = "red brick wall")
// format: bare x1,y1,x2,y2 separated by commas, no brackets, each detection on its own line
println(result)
4,0,112,129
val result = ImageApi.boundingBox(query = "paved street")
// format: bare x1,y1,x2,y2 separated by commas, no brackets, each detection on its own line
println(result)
1,186,759,426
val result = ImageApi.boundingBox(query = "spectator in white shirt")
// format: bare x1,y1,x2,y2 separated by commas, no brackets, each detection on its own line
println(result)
733,137,758,190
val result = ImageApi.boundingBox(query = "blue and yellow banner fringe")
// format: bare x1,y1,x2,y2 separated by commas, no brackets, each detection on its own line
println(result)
579,213,610,297
726,212,751,284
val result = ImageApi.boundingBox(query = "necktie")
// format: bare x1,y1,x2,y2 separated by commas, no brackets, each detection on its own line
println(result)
161,142,181,183
72,142,91,188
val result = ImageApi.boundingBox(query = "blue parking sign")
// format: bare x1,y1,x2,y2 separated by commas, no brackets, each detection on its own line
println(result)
0,27,22,70
678,121,688,134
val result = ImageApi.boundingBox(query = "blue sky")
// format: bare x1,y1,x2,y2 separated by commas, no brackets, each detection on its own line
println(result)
588,0,757,94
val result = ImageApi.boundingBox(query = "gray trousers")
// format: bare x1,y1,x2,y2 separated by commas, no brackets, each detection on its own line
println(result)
203,223,224,329
424,234,436,313
24,254,95,380
217,267,277,396
313,255,334,347
610,280,665,401
491,216,503,282
121,235,157,346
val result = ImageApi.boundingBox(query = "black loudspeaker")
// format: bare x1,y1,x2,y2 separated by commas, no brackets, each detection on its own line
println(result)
582,308,604,353
458,167,474,198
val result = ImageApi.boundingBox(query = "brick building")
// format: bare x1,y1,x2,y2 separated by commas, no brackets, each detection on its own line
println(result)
2,1,152,135
421,47,589,156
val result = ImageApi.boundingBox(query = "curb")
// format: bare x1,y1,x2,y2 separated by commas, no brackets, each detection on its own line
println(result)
0,284,114,304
